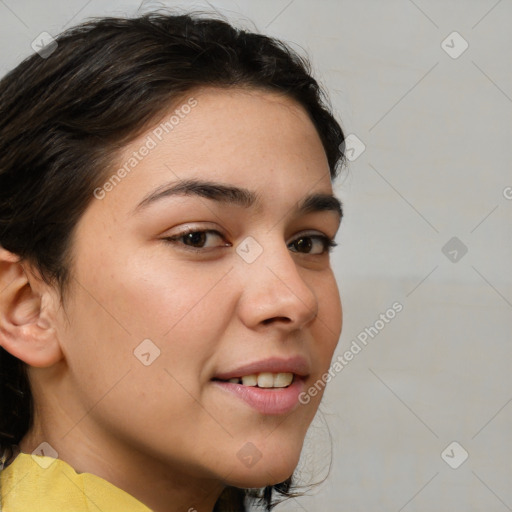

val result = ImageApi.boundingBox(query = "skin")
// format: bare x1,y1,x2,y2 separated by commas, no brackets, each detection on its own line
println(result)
0,87,342,512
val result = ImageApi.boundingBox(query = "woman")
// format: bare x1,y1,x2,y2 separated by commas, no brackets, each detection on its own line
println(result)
0,11,346,511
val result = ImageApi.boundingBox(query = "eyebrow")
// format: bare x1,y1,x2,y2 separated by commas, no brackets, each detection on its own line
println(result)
132,178,343,220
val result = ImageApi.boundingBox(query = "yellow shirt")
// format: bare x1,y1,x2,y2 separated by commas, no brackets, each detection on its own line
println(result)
0,452,153,511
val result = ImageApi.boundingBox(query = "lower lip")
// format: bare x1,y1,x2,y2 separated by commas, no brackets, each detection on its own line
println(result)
212,377,305,415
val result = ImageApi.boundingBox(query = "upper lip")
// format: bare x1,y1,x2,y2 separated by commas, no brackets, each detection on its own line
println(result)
213,355,311,380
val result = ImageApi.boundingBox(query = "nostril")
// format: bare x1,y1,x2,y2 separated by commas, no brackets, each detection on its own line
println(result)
262,316,292,325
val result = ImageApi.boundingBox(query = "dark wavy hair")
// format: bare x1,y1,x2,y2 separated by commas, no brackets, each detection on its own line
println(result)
0,10,345,511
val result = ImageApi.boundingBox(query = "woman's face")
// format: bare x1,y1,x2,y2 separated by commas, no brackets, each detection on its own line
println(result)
50,88,342,490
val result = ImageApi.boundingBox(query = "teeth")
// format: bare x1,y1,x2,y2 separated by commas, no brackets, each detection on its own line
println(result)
226,372,294,388
257,372,274,388
274,372,294,388
241,374,258,386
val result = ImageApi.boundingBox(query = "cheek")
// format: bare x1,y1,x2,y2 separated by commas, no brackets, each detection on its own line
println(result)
316,270,343,349
58,258,237,451
60,248,233,403
305,270,342,407
112,257,234,346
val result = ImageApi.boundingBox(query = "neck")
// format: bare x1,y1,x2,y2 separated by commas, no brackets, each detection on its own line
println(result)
19,421,225,512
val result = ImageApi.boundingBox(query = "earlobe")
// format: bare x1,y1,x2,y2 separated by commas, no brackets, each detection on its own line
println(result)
0,247,64,368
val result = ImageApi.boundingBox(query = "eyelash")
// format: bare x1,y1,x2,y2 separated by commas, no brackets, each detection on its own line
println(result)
162,229,337,255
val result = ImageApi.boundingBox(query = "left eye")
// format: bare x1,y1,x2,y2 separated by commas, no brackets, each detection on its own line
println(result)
288,235,336,255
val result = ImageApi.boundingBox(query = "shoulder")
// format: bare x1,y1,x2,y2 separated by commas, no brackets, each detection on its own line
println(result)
1,451,153,511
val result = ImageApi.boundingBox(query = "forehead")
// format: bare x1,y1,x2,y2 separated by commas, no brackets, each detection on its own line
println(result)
98,87,333,216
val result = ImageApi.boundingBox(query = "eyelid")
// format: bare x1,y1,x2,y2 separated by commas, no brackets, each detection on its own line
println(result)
162,226,231,252
162,222,227,238
287,229,336,244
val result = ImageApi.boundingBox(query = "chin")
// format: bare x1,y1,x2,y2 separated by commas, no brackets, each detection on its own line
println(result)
226,443,301,489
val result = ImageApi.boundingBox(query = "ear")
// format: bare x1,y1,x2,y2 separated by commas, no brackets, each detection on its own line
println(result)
0,247,64,367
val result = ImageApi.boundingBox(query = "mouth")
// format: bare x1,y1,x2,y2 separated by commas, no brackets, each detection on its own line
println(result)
213,372,295,389
211,356,310,415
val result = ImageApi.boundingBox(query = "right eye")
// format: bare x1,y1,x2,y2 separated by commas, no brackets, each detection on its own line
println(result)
163,229,231,250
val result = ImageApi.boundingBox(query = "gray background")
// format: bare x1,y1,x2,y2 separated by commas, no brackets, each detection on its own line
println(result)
1,0,510,510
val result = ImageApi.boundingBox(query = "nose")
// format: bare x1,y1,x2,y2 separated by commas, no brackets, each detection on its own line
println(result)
236,241,319,332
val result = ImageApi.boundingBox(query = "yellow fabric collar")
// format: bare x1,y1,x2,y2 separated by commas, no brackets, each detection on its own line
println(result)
1,452,153,511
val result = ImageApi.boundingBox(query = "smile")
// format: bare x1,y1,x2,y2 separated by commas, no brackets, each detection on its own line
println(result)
216,372,294,388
